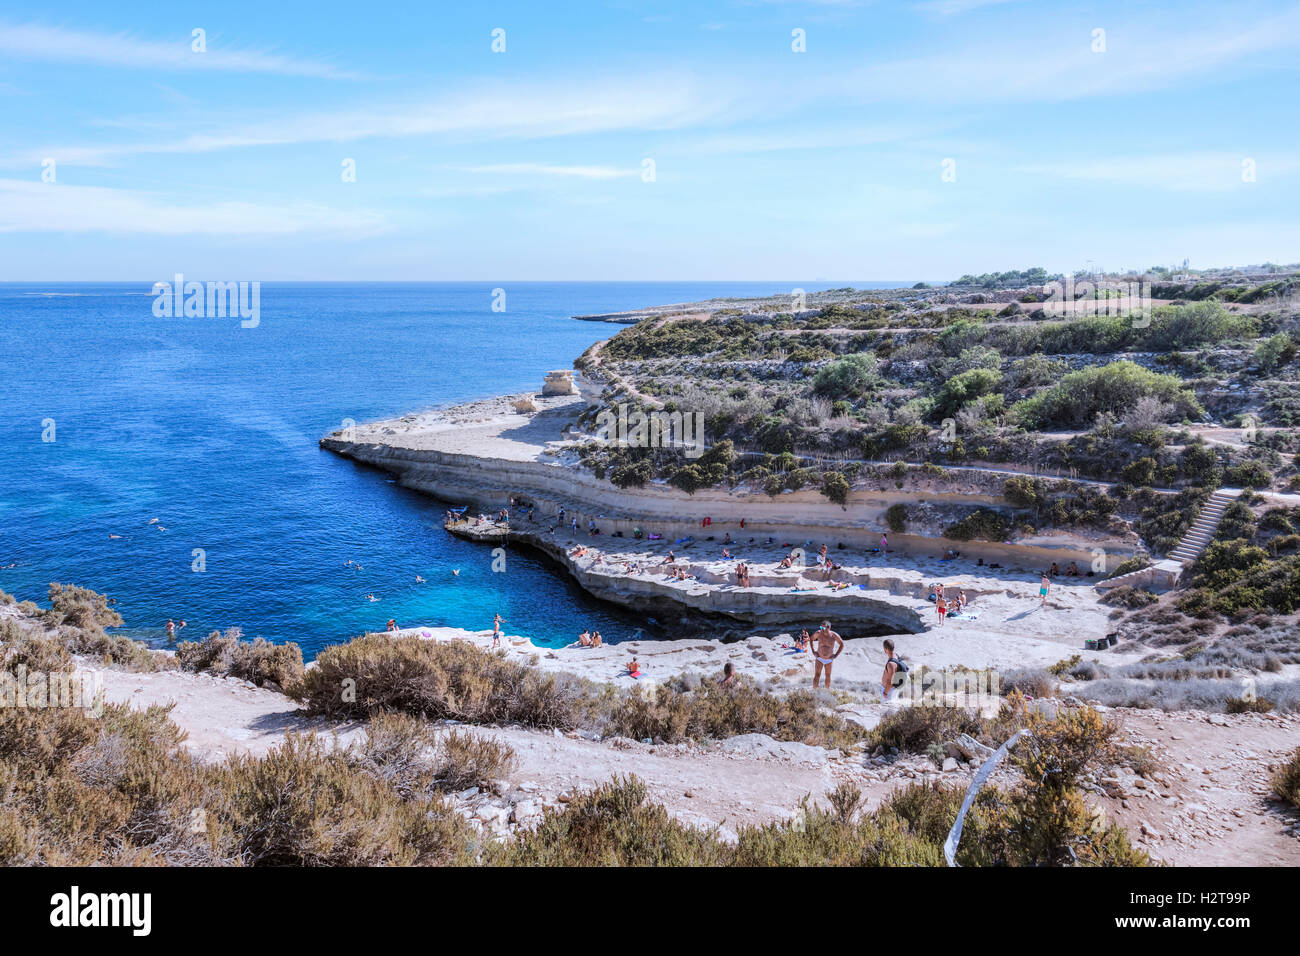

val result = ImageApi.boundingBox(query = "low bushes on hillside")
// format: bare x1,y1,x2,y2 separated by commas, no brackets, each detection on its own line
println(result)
607,679,866,749
213,732,476,866
295,634,591,729
1011,361,1203,430
176,627,305,690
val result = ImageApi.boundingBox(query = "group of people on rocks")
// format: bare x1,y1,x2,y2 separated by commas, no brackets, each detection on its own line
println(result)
928,582,969,626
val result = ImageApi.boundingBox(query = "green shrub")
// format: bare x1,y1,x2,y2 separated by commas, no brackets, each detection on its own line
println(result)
945,508,1010,542
812,353,879,400
1255,332,1297,372
934,368,1002,420
1012,361,1202,430
1003,475,1042,509
820,471,850,505
885,503,908,533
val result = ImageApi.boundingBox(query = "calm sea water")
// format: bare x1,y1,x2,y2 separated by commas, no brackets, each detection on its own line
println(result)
0,281,910,657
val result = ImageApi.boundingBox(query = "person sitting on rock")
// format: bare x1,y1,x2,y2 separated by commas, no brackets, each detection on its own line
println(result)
578,630,592,647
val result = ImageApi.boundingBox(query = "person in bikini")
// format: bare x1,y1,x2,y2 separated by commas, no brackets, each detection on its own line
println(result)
810,620,844,689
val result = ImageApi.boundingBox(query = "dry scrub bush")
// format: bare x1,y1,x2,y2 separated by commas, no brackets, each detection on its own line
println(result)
212,733,476,867
487,775,728,867
0,619,72,673
865,704,984,753
607,680,866,749
176,627,305,690
296,635,589,729
1271,748,1300,808
352,714,517,796
0,703,223,866
972,701,1148,866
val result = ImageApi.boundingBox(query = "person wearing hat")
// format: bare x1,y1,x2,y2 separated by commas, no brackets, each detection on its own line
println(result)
810,620,844,689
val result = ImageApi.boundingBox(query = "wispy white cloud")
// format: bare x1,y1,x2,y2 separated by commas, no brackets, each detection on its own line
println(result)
1016,152,1300,191
841,8,1300,103
4,75,738,168
0,21,361,79
0,179,388,236
913,0,1029,17
459,163,640,179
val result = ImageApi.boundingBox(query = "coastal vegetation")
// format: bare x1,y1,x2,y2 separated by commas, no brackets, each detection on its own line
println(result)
1,584,1289,866
0,680,1147,867
579,272,1300,544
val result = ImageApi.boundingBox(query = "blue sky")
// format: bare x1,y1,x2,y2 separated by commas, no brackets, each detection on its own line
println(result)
1,0,1298,280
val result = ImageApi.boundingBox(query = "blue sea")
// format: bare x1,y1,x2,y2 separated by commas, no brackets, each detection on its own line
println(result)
0,281,911,658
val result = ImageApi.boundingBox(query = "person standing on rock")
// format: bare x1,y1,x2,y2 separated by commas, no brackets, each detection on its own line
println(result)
1039,573,1051,606
492,613,506,648
810,620,844,689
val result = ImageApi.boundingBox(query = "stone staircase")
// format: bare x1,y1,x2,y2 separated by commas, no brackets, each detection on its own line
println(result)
1167,488,1240,566
1095,488,1240,592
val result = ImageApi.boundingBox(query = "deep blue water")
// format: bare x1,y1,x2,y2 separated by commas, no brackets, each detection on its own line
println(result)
0,281,911,657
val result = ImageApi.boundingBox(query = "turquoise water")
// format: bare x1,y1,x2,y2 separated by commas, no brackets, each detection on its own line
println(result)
0,281,906,657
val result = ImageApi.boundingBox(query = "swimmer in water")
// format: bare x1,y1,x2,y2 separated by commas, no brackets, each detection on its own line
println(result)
415,575,425,583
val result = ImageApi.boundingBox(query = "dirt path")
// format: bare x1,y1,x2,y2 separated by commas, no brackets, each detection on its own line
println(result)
1099,709,1300,866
